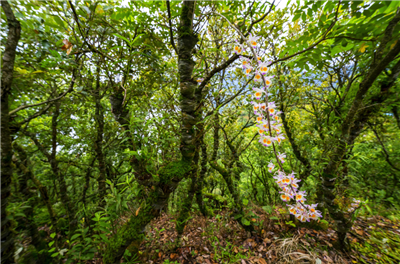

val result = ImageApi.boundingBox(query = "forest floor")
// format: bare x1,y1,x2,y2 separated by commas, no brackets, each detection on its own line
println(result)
126,205,400,264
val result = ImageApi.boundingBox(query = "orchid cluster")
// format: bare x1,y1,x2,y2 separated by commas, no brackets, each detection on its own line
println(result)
233,34,322,222
347,198,361,213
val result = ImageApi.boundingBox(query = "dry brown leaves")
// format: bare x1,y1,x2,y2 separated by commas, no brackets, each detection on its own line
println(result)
61,39,73,55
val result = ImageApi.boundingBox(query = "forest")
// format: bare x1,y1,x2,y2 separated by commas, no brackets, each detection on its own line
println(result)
1,0,400,263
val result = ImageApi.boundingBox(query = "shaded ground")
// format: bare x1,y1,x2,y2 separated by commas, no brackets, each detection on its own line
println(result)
15,205,400,263
133,206,400,264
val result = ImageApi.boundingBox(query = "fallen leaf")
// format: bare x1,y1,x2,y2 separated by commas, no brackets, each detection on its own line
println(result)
263,238,271,244
233,246,239,253
355,229,364,236
258,258,268,264
135,207,140,216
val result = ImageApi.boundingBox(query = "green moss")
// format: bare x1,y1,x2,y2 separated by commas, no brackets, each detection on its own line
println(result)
304,219,329,231
103,195,158,264
104,160,192,263
158,160,191,184
178,4,192,37
204,193,227,204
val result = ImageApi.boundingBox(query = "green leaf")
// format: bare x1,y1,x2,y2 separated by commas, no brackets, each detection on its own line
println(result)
51,252,59,257
243,198,249,206
330,46,342,56
48,241,55,247
293,13,301,22
130,33,145,46
241,218,251,226
14,212,27,218
365,204,373,215
343,43,354,51
53,16,64,28
262,205,272,214
50,232,56,239
233,214,243,220
114,33,130,44
285,221,296,227
82,6,91,15
70,233,81,241
32,70,46,74
269,216,279,220
100,234,109,243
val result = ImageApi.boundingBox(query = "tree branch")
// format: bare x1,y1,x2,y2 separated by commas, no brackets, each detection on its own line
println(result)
166,0,177,53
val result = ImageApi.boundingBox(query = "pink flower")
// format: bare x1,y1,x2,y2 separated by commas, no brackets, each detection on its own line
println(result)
241,57,251,69
233,43,244,55
248,34,260,48
253,88,264,100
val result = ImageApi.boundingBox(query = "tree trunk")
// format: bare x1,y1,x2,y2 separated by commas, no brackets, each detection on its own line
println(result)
321,15,400,249
51,101,76,235
196,132,209,217
174,0,201,238
1,1,21,262
103,1,199,260
12,144,51,262
94,66,107,209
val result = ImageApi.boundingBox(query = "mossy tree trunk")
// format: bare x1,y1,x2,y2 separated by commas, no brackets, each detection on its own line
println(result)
196,132,209,217
174,0,200,238
94,65,107,209
320,12,400,250
1,1,20,262
103,0,200,256
104,0,244,260
22,101,77,237
208,117,254,232
12,144,51,262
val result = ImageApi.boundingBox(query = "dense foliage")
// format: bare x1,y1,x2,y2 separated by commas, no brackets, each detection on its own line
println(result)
1,0,400,263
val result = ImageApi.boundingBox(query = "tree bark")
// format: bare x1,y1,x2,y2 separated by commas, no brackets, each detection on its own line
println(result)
321,12,400,249
51,101,76,234
104,1,200,260
12,144,52,262
94,66,107,209
174,0,200,237
280,105,311,181
1,1,21,262
196,132,209,217
209,121,254,232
